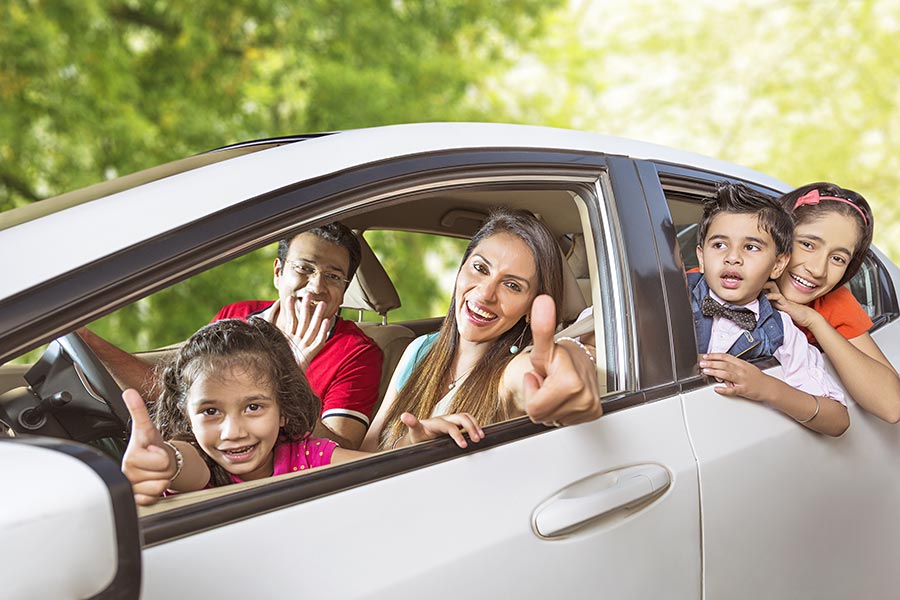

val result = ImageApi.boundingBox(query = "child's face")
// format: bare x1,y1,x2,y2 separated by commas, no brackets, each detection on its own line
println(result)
776,212,859,305
186,365,285,481
696,212,789,307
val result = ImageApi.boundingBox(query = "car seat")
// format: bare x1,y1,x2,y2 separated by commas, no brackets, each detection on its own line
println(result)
342,235,416,413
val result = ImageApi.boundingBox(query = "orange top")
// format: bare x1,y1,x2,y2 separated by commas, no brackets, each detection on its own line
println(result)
800,285,873,344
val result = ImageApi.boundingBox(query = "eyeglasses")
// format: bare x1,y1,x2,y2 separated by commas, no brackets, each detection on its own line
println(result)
285,260,350,287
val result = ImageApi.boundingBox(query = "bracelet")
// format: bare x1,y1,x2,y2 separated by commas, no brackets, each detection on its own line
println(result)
556,336,595,365
163,441,184,481
796,394,820,424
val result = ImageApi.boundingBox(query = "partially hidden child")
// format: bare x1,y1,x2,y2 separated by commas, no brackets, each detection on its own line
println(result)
689,182,849,436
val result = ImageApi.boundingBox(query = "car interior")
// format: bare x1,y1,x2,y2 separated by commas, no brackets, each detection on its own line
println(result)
0,181,606,512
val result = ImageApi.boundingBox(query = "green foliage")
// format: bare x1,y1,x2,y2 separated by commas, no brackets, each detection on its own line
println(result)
1,0,559,355
0,0,560,211
363,230,470,321
478,0,900,261
8,0,899,358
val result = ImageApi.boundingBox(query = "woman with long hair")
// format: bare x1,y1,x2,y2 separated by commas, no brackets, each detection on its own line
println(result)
361,207,598,451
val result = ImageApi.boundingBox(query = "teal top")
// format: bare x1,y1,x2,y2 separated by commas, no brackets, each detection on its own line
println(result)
393,332,439,390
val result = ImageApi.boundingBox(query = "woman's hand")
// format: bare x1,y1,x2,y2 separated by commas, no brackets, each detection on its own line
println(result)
763,281,819,329
523,295,602,427
396,412,484,449
279,294,331,370
121,389,177,506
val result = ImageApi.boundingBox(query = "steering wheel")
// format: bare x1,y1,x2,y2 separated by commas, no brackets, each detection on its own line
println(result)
19,332,130,445
56,332,130,427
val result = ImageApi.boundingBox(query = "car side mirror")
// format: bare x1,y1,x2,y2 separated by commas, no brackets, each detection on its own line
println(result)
0,436,141,598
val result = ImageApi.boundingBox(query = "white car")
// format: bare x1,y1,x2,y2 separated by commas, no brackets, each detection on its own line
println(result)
2,123,899,600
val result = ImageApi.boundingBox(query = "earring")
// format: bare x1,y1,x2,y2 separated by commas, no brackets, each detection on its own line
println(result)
510,323,529,354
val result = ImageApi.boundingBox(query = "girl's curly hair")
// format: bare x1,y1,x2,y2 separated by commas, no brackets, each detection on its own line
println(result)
151,317,320,486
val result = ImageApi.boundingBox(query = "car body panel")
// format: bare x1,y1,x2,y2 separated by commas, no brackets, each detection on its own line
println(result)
141,399,700,599
682,363,900,598
0,123,785,302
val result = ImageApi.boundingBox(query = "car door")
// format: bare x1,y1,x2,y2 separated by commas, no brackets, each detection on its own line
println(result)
644,163,900,599
127,148,703,598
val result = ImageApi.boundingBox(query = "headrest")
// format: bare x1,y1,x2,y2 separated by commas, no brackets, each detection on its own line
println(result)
566,233,590,279
559,246,588,323
341,234,402,316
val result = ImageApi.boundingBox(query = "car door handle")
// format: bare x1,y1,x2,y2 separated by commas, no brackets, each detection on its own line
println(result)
532,464,671,538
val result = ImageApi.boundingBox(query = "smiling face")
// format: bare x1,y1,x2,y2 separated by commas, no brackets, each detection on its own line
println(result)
697,212,789,306
776,212,860,305
274,232,351,319
454,232,538,345
186,362,285,482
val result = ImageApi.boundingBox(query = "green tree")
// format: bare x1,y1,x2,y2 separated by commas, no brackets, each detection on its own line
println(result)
1,0,561,353
0,0,559,212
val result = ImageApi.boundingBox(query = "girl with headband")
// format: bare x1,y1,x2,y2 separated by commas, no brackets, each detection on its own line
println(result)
763,182,900,423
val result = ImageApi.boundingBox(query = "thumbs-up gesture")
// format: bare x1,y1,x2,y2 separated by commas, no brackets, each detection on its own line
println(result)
121,388,176,506
523,295,602,427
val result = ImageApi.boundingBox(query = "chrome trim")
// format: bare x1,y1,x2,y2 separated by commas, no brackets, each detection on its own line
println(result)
593,173,636,392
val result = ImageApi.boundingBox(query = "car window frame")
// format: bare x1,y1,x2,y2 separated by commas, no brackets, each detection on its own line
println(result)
647,163,900,394
0,149,657,546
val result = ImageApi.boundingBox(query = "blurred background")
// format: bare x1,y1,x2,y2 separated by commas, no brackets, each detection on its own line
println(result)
3,0,899,352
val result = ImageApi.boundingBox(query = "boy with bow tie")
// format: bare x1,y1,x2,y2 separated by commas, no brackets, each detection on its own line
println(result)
689,182,849,436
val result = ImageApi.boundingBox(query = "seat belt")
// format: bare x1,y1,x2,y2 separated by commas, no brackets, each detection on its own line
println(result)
554,309,594,340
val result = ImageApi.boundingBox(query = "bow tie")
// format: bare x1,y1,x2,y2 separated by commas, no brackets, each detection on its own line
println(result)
701,295,757,331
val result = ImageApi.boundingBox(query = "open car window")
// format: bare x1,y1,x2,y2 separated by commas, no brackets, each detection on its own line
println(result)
664,179,896,326
1,165,626,528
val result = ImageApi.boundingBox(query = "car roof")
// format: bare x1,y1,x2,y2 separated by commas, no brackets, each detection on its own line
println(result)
0,122,788,301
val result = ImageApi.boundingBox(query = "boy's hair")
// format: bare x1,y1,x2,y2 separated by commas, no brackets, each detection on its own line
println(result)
277,222,362,285
778,182,874,289
697,182,793,255
152,317,320,487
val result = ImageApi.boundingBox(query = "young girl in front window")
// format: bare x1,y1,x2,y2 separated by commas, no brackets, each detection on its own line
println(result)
764,182,900,423
121,317,480,506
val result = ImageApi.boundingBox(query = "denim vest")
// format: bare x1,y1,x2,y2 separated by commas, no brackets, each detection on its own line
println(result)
688,272,784,360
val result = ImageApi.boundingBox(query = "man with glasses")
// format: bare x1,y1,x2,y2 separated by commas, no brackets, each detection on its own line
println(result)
213,223,382,449
80,223,382,450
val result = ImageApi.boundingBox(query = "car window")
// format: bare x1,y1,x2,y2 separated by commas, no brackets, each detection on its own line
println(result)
664,182,894,323
350,230,469,322
0,167,618,525
848,255,882,319
9,245,278,365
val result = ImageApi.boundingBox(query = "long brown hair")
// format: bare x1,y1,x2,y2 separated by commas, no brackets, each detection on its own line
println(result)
152,317,320,487
379,208,564,448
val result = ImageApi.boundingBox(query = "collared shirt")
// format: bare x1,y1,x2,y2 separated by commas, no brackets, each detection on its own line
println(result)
212,300,383,426
705,290,846,406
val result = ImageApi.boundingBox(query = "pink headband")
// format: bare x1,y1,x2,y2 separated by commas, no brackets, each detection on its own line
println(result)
793,189,868,225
